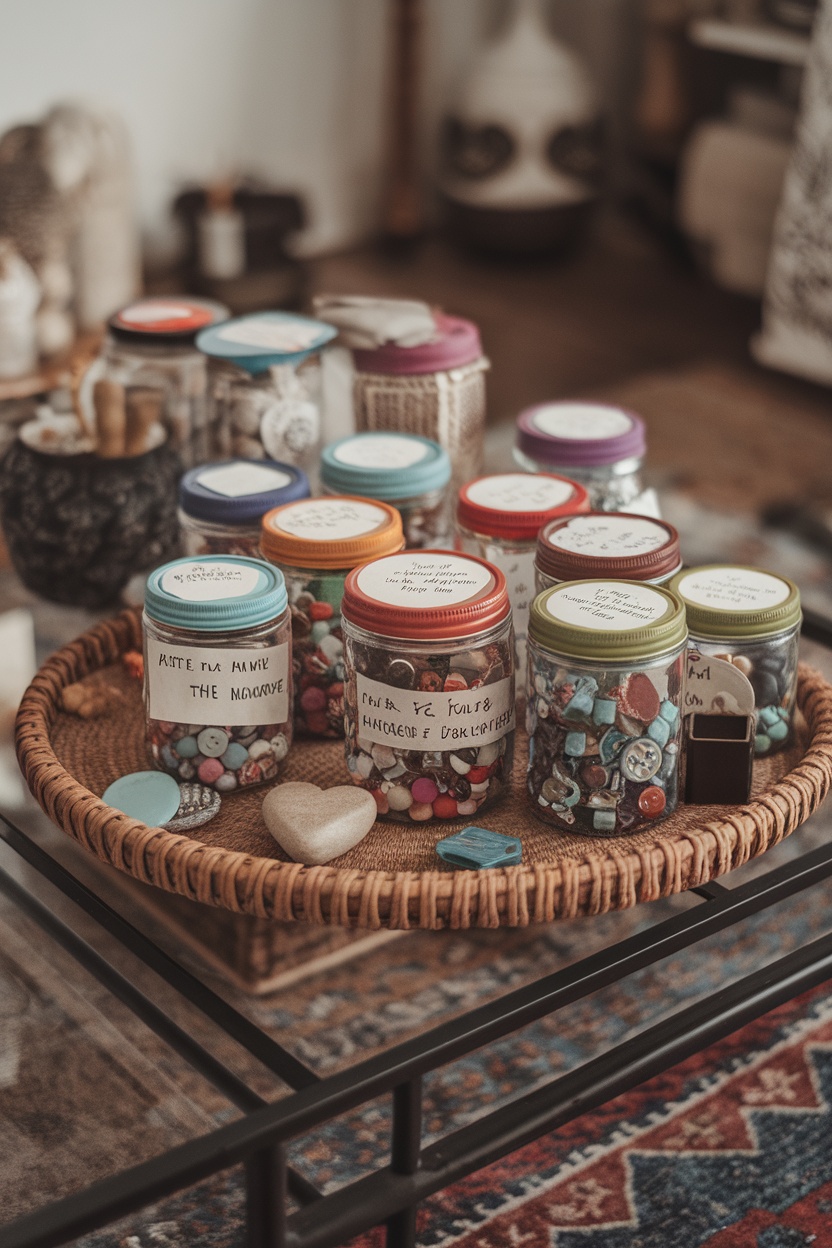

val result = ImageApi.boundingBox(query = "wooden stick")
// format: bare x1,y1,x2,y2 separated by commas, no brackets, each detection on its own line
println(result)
125,385,163,456
93,378,126,457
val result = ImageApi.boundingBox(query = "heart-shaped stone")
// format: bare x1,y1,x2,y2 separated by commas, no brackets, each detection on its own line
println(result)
262,782,377,865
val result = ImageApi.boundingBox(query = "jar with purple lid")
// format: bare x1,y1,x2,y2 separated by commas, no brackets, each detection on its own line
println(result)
179,459,309,559
535,513,682,594
352,313,489,490
514,401,647,512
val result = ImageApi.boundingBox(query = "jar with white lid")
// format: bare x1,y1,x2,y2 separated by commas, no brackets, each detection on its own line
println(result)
103,297,229,469
527,580,687,835
143,555,293,792
341,550,516,822
456,471,590,676
514,401,647,512
321,432,452,549
536,513,682,593
197,312,337,482
670,565,802,757
260,496,404,737
179,459,309,559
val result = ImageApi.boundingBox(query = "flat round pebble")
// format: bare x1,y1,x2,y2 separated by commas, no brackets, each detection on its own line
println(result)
103,771,181,826
175,735,199,759
221,742,249,770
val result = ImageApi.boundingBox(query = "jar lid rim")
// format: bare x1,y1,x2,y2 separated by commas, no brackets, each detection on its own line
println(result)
669,564,802,638
145,555,288,631
529,578,687,661
536,512,681,582
457,472,590,540
261,496,404,569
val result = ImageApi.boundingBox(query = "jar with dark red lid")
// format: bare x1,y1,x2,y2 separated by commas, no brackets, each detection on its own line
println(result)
456,471,589,676
536,513,682,593
341,550,516,822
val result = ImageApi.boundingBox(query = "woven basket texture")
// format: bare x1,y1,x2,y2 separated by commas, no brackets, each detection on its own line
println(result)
15,607,832,929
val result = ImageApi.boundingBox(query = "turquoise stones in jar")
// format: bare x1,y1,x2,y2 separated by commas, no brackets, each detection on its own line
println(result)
527,580,687,835
142,556,293,792
670,566,801,757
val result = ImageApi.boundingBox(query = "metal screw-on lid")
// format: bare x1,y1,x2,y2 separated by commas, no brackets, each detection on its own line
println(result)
109,296,229,345
196,311,337,374
179,460,309,526
352,314,484,375
669,565,801,640
536,512,681,583
321,433,451,501
261,496,404,571
516,401,646,469
457,472,589,542
145,555,288,632
530,579,687,661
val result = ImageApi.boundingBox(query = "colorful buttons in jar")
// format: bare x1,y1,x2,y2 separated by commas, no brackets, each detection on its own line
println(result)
514,401,648,512
669,565,802,757
260,496,404,737
341,550,516,822
179,459,309,559
456,471,590,676
535,512,682,593
321,432,452,549
142,555,293,792
527,579,687,835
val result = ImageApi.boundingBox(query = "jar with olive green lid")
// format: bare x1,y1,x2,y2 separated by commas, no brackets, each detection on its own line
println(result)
527,579,687,835
669,565,801,757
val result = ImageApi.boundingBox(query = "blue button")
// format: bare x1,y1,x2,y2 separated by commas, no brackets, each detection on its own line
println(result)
436,827,522,869
103,771,182,827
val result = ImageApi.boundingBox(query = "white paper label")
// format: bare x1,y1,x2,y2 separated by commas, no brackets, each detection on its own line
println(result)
356,553,493,607
121,301,193,324
485,545,535,677
532,403,632,441
356,673,514,750
218,319,323,353
683,651,755,717
196,462,293,499
676,567,790,612
548,514,668,557
546,581,669,631
466,473,575,513
160,561,262,602
146,638,289,723
272,498,388,540
334,435,429,469
619,487,662,520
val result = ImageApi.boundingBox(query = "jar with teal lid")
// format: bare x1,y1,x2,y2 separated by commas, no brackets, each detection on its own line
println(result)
527,579,688,835
143,555,293,792
669,565,801,757
321,432,452,549
197,312,337,483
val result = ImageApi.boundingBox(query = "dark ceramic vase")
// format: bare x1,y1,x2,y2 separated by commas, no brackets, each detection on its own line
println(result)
0,440,181,608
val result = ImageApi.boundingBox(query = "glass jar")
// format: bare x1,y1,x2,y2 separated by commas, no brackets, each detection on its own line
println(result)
352,314,489,491
341,551,516,822
321,432,452,549
535,513,682,593
456,471,589,678
142,555,293,792
260,496,404,737
197,312,337,484
527,580,687,835
179,459,309,559
103,297,229,469
514,402,647,512
669,565,802,757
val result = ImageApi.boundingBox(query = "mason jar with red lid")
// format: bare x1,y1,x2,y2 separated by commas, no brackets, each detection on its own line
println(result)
456,471,589,676
341,550,516,822
535,513,682,594
352,313,489,489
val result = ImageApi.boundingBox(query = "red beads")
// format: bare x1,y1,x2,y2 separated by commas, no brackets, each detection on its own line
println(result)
638,785,666,817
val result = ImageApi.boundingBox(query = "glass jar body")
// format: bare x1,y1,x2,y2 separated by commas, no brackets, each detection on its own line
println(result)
456,524,536,679
513,449,643,512
211,358,324,482
687,626,799,756
178,508,262,560
103,337,212,469
271,561,350,737
142,610,293,792
526,639,685,835
321,483,450,550
342,616,516,822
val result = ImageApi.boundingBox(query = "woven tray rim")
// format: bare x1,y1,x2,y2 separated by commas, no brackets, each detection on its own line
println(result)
15,606,832,929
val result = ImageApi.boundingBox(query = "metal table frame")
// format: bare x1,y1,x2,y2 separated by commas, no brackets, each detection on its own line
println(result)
4,608,832,1248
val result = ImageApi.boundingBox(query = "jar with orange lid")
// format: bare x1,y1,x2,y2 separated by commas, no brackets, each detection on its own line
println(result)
456,471,589,676
535,513,682,593
260,496,404,737
341,550,516,822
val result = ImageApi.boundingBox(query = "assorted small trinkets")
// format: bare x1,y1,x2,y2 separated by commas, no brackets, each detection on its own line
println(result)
436,827,522,868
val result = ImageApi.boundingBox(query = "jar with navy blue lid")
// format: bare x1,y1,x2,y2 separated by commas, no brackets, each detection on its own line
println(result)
143,555,293,792
179,459,309,559
196,312,337,482
321,432,452,548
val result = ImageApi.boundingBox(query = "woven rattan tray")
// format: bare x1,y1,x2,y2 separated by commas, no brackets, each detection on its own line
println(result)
15,607,832,930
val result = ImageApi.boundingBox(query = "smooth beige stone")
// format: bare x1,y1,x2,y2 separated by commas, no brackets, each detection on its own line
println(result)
262,781,377,865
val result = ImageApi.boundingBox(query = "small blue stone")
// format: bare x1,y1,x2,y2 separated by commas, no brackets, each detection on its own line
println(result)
564,691,594,720
647,716,670,748
658,700,679,727
758,705,780,727
593,698,617,725
174,735,198,759
564,732,586,757
221,742,249,770
767,719,788,742
754,733,771,755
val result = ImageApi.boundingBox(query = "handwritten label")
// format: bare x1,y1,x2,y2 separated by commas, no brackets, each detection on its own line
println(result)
676,568,790,612
466,473,576,513
683,651,755,716
196,462,293,499
483,545,535,673
532,403,633,441
548,514,668,558
545,581,669,631
146,638,289,723
334,435,429,470
356,673,514,750
160,561,262,602
356,553,494,608
271,498,389,541
217,318,324,353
